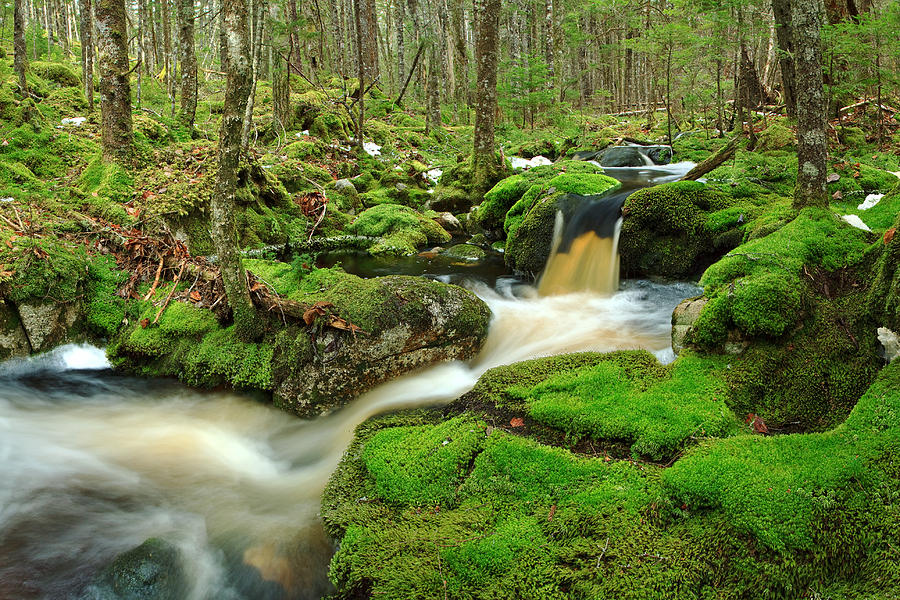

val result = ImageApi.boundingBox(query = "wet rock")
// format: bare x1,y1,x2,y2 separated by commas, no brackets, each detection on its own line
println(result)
433,212,463,235
272,276,491,417
441,244,487,262
16,300,82,353
671,296,707,355
0,299,30,359
79,538,188,600
878,327,899,363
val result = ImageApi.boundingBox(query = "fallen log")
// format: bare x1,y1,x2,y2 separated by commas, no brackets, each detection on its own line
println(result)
680,137,740,181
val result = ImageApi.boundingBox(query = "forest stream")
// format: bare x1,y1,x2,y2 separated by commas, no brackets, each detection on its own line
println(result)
0,162,700,599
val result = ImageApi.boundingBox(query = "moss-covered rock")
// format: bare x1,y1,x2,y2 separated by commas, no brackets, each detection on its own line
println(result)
431,153,511,214
475,160,607,233
30,61,81,87
619,180,773,278
868,210,900,332
756,123,795,151
677,209,882,429
348,204,451,256
440,244,487,262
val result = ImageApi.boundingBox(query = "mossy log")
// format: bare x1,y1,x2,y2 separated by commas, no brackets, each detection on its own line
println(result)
681,137,739,181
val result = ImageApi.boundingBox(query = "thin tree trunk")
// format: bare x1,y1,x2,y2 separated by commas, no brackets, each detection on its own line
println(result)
354,0,365,152
425,46,440,134
95,0,133,162
358,0,379,83
471,0,500,197
14,0,28,94
212,0,259,341
792,0,828,208
241,0,265,150
395,0,405,95
178,0,198,127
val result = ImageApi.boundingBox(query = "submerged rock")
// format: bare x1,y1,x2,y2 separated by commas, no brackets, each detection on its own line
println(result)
440,243,487,262
79,538,188,600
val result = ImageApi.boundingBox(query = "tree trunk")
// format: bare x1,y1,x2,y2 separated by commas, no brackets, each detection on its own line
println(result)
354,0,366,152
358,0,379,84
772,0,797,117
178,0,198,128
95,0,133,162
425,47,440,134
241,0,265,150
471,0,501,197
14,0,28,94
792,0,828,209
162,0,174,106
395,0,405,94
212,0,259,341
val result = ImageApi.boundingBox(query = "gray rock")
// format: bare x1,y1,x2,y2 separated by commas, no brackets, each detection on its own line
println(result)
671,296,706,355
17,300,81,353
877,327,899,363
79,538,188,600
333,178,357,194
434,212,463,235
272,276,491,417
0,299,30,359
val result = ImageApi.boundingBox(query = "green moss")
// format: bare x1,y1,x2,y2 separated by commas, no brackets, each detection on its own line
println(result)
828,164,897,197
441,244,487,262
78,155,134,224
363,416,487,506
511,352,736,460
665,361,900,552
867,210,900,331
729,271,804,337
756,123,795,152
619,180,750,278
84,254,128,337
30,61,81,87
348,204,450,256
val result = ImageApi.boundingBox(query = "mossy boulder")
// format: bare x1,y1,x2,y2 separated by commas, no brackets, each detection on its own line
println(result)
348,204,451,256
756,123,795,151
327,178,363,215
431,154,511,214
868,210,900,332
618,180,766,278
676,209,881,429
79,538,188,600
508,139,559,160
441,244,487,262
30,61,81,87
475,160,607,233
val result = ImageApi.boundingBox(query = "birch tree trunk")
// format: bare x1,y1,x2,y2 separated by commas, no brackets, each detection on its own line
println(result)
212,0,259,341
177,0,198,127
95,0,133,162
792,0,828,209
471,0,500,197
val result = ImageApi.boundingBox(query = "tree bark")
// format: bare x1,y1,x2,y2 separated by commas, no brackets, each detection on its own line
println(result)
792,0,828,209
425,46,440,134
395,0,405,94
95,0,133,162
212,0,259,341
177,0,198,128
772,0,797,117
14,0,28,94
358,0,379,84
471,0,500,197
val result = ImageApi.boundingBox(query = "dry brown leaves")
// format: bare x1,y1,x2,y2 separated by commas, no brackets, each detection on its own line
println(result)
295,191,328,218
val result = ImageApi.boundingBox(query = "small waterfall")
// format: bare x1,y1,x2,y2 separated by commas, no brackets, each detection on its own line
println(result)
538,193,627,296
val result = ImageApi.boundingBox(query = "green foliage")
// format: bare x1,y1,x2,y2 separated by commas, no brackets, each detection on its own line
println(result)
756,123,795,152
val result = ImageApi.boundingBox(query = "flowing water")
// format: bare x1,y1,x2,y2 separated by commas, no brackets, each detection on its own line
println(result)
0,161,699,599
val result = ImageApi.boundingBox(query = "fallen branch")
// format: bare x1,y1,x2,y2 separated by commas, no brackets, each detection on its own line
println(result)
153,262,185,324
681,137,739,181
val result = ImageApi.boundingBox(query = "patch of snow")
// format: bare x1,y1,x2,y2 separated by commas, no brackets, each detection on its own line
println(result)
858,193,884,211
841,214,871,232
363,141,382,157
0,197,14,203
509,155,553,170
61,116,87,127
425,168,443,184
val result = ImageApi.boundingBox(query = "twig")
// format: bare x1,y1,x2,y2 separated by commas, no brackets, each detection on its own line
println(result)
143,257,165,300
307,201,328,243
153,261,185,324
